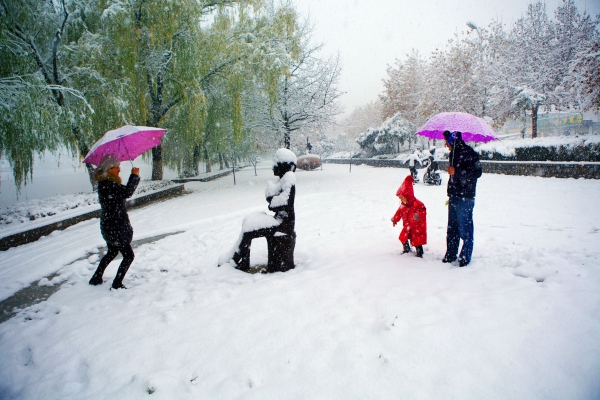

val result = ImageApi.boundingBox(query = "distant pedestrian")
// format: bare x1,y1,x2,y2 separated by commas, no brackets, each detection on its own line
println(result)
89,155,140,289
442,131,482,267
406,151,421,182
391,175,427,258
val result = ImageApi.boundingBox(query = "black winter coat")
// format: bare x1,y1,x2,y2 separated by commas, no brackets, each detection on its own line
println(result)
447,137,482,199
95,172,140,247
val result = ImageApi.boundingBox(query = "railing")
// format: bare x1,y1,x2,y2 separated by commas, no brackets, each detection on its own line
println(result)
0,184,186,251
323,158,600,179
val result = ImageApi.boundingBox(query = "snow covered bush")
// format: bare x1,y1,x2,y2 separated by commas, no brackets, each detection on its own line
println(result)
356,113,416,156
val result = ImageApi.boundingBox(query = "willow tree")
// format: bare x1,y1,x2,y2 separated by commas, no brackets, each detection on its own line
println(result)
104,0,299,180
0,0,129,189
165,1,302,176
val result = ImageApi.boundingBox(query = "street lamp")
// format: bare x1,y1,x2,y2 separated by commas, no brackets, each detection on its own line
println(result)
466,21,486,118
466,21,477,30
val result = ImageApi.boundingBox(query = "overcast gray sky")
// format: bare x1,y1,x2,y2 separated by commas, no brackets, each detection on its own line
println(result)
293,0,600,119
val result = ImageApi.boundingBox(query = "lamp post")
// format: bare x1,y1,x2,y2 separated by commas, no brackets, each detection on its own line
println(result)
466,22,486,118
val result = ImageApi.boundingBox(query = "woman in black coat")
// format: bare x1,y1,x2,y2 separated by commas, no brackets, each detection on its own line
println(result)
89,155,140,289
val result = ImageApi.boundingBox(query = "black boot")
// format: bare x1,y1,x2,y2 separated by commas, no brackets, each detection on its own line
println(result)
110,282,128,290
111,269,129,289
89,273,104,286
89,254,114,286
402,242,412,254
91,246,120,286
415,246,424,258
111,249,134,289
112,268,130,290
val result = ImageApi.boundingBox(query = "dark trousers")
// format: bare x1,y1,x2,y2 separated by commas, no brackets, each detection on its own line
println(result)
409,166,418,180
445,197,475,264
92,244,135,286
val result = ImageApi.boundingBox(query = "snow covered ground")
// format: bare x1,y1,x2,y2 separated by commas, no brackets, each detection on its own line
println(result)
0,161,599,399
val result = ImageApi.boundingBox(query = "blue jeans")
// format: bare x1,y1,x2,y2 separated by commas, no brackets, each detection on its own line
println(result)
445,197,475,264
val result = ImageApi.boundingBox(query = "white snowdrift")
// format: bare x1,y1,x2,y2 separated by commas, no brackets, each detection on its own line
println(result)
0,162,599,399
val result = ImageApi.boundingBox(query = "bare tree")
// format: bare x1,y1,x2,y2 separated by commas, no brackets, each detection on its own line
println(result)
340,100,383,140
565,42,600,111
248,20,343,149
381,50,428,125
487,0,598,137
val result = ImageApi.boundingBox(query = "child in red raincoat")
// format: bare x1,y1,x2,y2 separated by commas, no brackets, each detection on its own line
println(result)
391,175,427,257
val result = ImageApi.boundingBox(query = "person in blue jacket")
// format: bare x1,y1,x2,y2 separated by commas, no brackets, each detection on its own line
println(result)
442,131,482,267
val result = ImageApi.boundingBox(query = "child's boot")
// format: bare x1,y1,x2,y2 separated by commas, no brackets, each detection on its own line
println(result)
416,246,424,258
402,241,412,254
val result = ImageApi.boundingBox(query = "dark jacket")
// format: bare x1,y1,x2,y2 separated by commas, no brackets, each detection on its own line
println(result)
447,134,482,199
94,171,140,247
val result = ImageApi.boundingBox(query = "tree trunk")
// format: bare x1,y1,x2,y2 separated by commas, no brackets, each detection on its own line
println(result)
232,156,236,185
85,163,98,192
284,130,291,149
71,125,97,191
204,144,211,173
192,145,200,176
531,106,539,139
219,153,224,170
152,146,163,180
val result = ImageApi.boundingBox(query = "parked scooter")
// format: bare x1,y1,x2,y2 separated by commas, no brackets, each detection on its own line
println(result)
422,149,442,185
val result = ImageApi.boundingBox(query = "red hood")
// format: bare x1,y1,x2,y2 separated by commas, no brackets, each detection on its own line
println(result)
396,175,415,203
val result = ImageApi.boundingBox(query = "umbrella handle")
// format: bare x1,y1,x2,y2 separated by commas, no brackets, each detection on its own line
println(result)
121,138,135,168
449,145,455,183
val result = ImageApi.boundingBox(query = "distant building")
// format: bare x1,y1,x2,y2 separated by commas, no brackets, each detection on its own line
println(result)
497,111,599,139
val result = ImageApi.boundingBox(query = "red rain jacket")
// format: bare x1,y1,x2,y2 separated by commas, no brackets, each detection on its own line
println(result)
391,175,427,246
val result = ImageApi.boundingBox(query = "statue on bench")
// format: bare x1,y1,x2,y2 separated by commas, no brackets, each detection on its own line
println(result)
219,148,297,273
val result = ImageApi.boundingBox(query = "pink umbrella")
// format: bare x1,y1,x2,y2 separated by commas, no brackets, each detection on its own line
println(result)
416,112,498,143
83,125,166,166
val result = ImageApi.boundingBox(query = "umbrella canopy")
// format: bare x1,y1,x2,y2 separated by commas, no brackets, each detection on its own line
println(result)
83,125,166,166
416,112,498,143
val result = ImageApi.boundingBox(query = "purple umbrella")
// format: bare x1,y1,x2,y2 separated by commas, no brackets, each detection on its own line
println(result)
416,112,498,143
83,125,166,166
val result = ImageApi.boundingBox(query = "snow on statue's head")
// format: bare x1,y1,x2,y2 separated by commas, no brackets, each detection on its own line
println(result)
272,148,297,177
